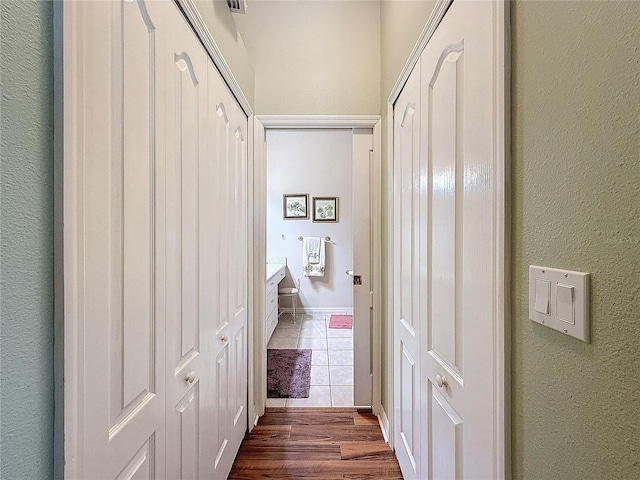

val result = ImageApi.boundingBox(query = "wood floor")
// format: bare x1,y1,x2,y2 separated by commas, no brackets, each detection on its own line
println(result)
229,408,403,479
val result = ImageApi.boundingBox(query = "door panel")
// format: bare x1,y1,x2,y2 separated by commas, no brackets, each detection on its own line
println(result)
420,1,498,478
66,0,166,478
393,62,422,480
427,44,464,376
429,389,463,480
213,345,230,470
207,62,249,478
165,10,208,479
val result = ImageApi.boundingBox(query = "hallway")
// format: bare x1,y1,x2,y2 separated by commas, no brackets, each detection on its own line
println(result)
229,408,402,479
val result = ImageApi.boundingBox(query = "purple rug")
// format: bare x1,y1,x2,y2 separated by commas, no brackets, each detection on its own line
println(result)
267,349,312,398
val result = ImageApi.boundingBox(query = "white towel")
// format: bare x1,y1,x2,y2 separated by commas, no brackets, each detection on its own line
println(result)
303,237,325,277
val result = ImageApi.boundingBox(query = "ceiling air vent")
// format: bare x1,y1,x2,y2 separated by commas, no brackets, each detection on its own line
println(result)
226,0,247,14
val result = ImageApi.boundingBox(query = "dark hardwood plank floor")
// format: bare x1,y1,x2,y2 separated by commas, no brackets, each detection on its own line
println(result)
229,408,403,479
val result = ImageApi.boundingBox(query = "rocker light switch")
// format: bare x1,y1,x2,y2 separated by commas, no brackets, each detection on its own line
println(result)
529,266,590,343
556,283,575,324
534,279,550,315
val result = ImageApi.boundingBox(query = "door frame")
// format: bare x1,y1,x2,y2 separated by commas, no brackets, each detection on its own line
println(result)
251,115,382,423
384,0,510,475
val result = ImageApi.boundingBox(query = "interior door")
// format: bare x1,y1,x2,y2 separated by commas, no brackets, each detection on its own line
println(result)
164,6,211,479
393,63,422,480
164,5,249,479
63,0,167,477
352,129,374,406
206,63,250,477
419,1,500,477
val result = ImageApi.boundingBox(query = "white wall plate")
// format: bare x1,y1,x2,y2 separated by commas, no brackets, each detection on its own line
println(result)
529,265,590,343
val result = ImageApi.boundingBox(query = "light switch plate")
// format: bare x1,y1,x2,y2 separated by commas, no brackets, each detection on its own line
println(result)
529,266,590,342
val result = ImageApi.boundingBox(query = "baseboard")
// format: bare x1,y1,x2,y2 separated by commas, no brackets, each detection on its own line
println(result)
279,307,353,316
378,405,390,445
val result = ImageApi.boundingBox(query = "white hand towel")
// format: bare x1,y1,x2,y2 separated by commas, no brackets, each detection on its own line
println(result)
303,237,325,277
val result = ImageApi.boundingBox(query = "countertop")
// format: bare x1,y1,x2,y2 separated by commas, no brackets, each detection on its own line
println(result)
266,263,286,283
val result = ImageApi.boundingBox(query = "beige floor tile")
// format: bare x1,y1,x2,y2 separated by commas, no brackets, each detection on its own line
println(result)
330,386,354,407
265,397,286,407
329,366,353,386
270,329,300,341
300,322,327,337
311,349,329,366
267,337,298,349
328,337,352,350
328,349,353,366
298,337,327,349
326,328,353,338
286,386,331,407
310,365,330,385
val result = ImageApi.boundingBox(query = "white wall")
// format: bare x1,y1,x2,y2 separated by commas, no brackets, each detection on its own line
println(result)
266,129,353,311
232,0,380,115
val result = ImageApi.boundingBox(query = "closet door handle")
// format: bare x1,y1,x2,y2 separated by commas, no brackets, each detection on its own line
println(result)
436,374,447,388
185,371,196,384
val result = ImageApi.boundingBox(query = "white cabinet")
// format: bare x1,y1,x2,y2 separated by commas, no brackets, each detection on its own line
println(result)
265,265,286,343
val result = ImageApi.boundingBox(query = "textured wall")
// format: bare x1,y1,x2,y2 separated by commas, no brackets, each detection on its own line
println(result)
232,0,380,115
0,1,55,478
511,1,640,478
379,0,437,418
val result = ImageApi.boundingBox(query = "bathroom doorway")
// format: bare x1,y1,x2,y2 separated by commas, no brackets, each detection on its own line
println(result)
252,116,381,414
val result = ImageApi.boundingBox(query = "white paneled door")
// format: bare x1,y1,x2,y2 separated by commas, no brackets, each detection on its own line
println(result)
393,63,422,480
64,1,248,479
164,9,209,480
352,129,374,407
393,1,506,478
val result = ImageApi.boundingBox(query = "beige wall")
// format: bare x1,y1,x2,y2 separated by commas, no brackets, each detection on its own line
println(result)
511,1,639,478
379,0,437,416
193,0,256,108
232,0,380,115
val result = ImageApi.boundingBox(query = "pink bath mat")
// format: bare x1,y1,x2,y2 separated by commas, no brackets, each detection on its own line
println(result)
329,314,353,329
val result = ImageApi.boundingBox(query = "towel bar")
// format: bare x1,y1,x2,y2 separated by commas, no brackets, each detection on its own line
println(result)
298,235,331,242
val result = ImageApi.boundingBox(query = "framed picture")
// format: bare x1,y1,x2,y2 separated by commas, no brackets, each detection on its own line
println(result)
313,197,338,222
283,194,309,219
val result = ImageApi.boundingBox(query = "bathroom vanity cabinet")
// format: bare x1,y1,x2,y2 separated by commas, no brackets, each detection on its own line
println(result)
265,264,286,343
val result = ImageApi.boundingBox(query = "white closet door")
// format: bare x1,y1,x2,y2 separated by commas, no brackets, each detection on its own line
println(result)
64,0,167,477
66,2,249,478
206,60,249,478
392,62,422,480
419,1,500,477
163,4,212,478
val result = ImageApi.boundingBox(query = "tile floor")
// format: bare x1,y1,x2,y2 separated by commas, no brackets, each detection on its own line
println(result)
266,312,353,407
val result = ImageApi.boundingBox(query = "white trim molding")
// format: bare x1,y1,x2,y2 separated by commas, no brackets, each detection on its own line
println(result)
378,405,391,444
388,0,453,105
257,115,380,129
279,307,354,317
176,0,253,117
